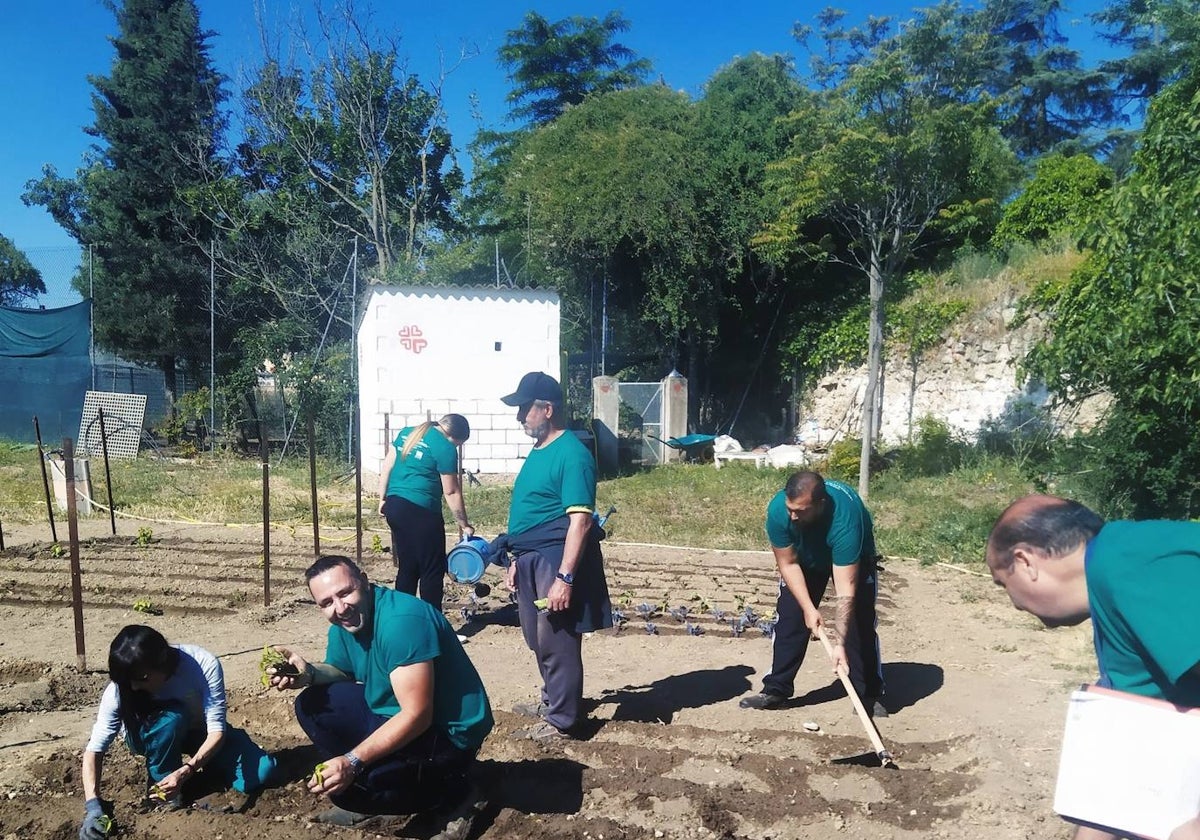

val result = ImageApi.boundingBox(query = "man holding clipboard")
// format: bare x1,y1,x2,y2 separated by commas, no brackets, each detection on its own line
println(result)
986,494,1200,840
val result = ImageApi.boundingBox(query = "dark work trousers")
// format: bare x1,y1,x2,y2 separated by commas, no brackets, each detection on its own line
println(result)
762,558,884,701
514,549,584,732
382,495,447,612
294,682,474,816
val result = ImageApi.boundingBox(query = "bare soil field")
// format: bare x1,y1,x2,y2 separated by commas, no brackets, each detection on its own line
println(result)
0,518,1094,840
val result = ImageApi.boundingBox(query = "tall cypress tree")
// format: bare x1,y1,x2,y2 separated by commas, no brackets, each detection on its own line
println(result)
977,0,1115,156
27,0,225,404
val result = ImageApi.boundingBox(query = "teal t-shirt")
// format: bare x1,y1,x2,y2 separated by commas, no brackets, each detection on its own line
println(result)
764,479,876,571
508,431,596,535
1086,520,1200,707
384,426,459,512
324,585,493,751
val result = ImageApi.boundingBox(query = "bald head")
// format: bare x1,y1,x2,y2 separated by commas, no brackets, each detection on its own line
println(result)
986,494,1103,571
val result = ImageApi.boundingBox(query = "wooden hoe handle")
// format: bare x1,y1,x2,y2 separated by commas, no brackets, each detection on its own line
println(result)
815,626,895,766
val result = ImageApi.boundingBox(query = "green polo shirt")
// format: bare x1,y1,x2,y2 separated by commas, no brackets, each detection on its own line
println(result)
508,431,595,535
324,585,493,751
1086,520,1200,707
384,425,459,511
764,479,876,571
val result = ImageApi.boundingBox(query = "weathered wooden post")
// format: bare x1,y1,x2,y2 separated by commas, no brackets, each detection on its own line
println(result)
64,438,87,671
260,421,271,607
34,416,57,543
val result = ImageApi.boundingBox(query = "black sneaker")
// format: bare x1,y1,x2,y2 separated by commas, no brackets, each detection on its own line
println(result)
738,692,787,710
431,783,488,840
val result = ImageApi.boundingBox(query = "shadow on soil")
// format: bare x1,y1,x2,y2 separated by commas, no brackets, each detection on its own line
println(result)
593,664,756,724
790,660,944,713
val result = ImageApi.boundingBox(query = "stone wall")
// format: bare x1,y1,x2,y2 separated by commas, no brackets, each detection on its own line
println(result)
797,294,1107,447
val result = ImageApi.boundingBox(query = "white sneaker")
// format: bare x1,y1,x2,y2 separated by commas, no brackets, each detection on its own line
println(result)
456,634,468,643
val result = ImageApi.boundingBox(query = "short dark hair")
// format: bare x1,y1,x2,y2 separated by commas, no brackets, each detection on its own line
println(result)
305,554,366,584
987,496,1103,571
785,470,826,501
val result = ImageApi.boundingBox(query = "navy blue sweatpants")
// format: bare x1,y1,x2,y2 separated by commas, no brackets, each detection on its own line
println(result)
294,682,474,815
762,558,884,701
514,549,585,732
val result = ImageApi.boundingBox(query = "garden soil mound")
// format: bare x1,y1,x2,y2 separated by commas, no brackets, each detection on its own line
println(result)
0,521,1092,839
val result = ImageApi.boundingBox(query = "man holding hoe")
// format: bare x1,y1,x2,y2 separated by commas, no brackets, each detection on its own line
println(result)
739,470,886,715
266,555,492,838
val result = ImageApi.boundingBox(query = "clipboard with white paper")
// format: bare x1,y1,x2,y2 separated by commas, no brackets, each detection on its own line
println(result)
1054,684,1200,840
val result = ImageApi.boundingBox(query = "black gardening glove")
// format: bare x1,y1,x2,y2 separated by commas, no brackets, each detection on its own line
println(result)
79,798,114,840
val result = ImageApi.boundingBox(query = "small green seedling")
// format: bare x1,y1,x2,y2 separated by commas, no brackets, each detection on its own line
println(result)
311,762,328,787
50,543,65,558
149,783,167,801
96,814,115,835
259,646,298,687
534,598,548,610
135,526,153,547
132,597,161,615
371,533,384,553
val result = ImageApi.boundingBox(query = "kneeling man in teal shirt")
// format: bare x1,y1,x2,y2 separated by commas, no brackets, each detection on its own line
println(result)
266,555,493,837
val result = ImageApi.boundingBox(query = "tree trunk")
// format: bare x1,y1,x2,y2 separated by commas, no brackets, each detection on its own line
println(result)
161,355,178,420
858,256,886,499
686,333,702,432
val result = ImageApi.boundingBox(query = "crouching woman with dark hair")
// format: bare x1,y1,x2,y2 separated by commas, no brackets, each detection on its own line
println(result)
78,625,277,839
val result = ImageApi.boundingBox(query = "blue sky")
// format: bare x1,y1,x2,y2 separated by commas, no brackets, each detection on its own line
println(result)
1,0,1114,258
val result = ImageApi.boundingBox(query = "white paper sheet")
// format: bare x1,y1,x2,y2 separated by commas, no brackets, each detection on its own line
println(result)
1054,686,1200,839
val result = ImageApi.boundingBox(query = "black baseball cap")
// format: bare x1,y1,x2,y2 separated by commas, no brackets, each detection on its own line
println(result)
501,371,563,406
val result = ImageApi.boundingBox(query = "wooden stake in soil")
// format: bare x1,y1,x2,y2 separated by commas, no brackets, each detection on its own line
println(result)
260,422,271,607
354,403,362,564
97,406,117,535
307,411,320,558
64,438,87,672
33,416,57,543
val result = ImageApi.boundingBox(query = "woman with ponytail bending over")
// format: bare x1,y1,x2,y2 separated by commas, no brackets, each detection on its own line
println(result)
378,413,473,611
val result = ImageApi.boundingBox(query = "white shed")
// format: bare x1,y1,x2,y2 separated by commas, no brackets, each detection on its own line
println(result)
358,286,561,476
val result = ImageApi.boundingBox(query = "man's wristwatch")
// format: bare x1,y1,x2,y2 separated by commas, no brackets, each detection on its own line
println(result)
556,571,574,585
343,751,364,776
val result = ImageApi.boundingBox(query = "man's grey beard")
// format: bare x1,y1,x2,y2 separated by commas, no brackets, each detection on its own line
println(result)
525,419,550,441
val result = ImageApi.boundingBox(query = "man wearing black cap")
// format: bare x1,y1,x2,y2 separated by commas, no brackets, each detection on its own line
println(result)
499,371,612,742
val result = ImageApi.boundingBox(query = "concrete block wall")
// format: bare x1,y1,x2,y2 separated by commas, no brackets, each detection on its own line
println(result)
368,397,528,477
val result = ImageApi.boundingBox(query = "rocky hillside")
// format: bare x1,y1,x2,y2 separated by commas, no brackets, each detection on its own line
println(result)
797,248,1108,447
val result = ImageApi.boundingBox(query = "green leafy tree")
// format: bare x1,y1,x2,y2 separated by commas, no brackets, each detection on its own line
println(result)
23,0,224,404
1022,65,1200,516
1092,0,1199,114
757,47,1018,496
454,10,654,297
0,235,46,307
688,54,804,426
236,15,462,280
991,153,1114,247
498,10,652,126
503,85,702,349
